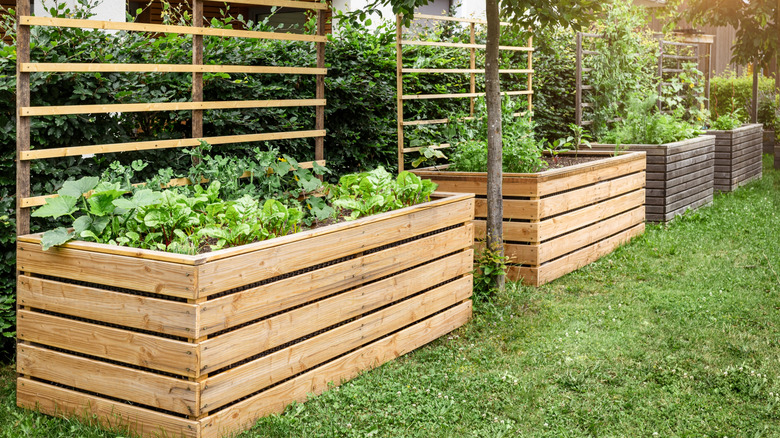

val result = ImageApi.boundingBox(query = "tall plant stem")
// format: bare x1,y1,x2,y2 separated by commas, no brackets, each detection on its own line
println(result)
485,0,504,291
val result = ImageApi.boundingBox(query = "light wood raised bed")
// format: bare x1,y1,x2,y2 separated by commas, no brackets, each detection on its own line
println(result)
590,135,715,223
15,193,475,438
705,123,763,192
412,151,646,286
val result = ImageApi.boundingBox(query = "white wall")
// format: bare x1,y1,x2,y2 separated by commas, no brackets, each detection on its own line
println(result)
331,0,487,32
36,0,126,21
455,0,486,20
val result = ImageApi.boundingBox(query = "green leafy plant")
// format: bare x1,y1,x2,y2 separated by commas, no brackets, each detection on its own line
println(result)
601,96,704,145
327,167,437,221
472,243,509,304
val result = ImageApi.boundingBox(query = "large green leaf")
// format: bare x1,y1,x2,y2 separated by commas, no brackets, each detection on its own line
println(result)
58,177,100,198
41,227,74,250
88,193,119,217
112,189,163,210
31,195,78,218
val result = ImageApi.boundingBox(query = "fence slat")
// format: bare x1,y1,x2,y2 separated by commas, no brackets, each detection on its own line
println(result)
22,63,326,74
402,90,532,100
21,130,326,161
219,0,328,9
400,40,533,51
21,99,326,116
402,68,533,74
20,16,327,43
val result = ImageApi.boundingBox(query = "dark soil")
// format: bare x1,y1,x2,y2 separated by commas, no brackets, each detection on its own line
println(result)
541,155,608,169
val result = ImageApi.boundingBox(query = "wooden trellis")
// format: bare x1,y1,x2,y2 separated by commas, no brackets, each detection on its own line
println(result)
575,31,713,127
395,13,534,172
15,0,327,235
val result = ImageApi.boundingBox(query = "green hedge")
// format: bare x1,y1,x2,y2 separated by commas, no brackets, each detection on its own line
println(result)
710,72,777,126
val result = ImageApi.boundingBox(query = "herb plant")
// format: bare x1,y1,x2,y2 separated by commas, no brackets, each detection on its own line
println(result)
601,96,704,145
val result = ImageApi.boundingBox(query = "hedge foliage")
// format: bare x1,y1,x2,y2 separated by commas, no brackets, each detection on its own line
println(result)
710,71,777,126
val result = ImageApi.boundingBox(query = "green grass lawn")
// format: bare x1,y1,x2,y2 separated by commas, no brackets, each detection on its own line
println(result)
1,156,779,438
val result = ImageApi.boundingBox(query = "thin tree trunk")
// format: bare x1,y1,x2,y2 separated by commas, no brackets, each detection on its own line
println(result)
485,0,504,291
752,60,759,123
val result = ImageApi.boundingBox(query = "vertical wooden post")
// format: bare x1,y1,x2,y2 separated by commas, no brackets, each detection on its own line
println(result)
192,0,203,140
315,9,326,162
16,0,31,236
706,42,711,110
469,22,476,116
526,35,533,113
657,38,664,112
396,14,404,173
575,32,582,126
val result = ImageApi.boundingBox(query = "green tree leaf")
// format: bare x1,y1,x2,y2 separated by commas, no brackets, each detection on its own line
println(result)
58,176,100,198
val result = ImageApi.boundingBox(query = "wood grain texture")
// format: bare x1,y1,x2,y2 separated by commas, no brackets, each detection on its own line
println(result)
22,63,326,75
17,310,198,377
21,99,326,116
22,129,326,160
17,378,199,438
21,15,327,42
199,226,473,335
17,276,198,338
16,0,31,235
17,242,197,298
198,302,472,438
200,276,472,411
199,251,472,370
17,344,199,416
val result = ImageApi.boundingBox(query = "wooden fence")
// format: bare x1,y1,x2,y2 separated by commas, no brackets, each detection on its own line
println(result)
15,0,327,235
395,14,534,172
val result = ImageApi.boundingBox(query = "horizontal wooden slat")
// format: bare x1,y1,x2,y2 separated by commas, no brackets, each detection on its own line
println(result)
473,220,538,242
17,344,198,416
220,0,328,10
20,16,327,42
22,129,326,160
17,310,198,377
474,197,540,220
22,63,326,74
400,40,533,51
402,90,532,100
402,143,451,153
20,159,325,208
200,275,472,410
17,275,198,338
196,196,474,296
21,98,326,116
17,378,199,438
402,68,533,74
197,301,472,438
199,226,473,335
408,13,511,26
17,242,197,298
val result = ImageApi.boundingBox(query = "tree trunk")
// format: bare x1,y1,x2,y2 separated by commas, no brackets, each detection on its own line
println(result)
485,0,504,291
752,60,759,123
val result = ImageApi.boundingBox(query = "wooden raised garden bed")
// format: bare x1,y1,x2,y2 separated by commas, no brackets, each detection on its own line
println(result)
15,193,475,438
590,135,715,223
705,123,763,192
412,151,646,286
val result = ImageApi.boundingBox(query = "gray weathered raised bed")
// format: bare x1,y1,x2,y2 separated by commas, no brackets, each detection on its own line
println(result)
591,135,715,223
705,123,763,192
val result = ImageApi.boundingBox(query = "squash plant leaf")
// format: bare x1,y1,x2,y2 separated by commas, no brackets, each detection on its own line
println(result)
41,227,74,250
113,189,163,210
58,176,100,198
31,195,78,218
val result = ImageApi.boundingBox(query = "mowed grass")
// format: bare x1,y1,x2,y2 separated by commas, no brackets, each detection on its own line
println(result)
1,156,779,438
